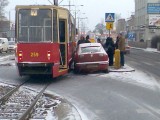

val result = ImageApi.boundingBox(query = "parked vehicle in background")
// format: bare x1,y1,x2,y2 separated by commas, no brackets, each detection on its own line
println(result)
8,41,16,52
124,39,131,54
74,43,109,73
0,38,9,53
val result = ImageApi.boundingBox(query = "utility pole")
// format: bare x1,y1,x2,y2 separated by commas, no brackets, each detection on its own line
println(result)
9,11,11,30
54,0,58,6
78,17,87,39
69,0,71,12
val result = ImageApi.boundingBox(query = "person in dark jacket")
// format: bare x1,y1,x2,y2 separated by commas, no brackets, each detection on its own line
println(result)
77,35,86,46
85,35,91,43
105,37,115,66
115,36,119,49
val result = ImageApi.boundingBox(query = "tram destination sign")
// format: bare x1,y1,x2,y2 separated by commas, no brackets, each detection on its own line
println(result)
147,3,160,14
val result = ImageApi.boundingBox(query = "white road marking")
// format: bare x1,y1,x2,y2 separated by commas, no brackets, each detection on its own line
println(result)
143,62,153,66
128,60,140,65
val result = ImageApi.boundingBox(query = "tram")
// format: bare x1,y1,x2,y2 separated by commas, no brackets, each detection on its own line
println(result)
15,5,76,78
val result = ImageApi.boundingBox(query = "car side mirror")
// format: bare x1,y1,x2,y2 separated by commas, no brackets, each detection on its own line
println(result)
2,42,5,44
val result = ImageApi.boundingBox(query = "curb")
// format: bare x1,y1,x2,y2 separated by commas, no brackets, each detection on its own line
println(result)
44,92,82,120
108,65,135,72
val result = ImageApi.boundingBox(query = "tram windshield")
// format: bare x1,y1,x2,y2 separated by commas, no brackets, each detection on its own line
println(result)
18,9,52,42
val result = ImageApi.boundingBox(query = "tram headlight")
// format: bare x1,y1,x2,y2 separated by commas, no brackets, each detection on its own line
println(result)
18,51,23,60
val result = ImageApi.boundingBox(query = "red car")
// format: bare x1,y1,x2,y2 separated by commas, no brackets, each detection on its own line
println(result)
74,43,109,73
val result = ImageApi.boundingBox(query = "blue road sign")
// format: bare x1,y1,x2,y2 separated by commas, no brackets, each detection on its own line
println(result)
127,32,135,40
147,3,160,14
105,13,115,22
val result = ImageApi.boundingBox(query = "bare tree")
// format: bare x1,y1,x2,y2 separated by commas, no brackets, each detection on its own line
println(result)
0,0,9,20
94,23,105,35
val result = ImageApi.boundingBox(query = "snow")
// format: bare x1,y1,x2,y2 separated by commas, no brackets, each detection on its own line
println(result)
131,47,160,53
0,55,14,61
145,48,160,53
99,65,160,90
104,47,159,89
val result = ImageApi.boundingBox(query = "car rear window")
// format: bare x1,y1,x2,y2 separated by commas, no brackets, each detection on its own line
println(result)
81,46,101,53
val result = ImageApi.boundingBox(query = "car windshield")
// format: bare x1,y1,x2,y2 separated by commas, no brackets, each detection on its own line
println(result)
9,42,15,45
81,46,101,53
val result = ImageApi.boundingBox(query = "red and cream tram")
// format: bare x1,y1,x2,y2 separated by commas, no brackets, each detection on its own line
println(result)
15,5,76,78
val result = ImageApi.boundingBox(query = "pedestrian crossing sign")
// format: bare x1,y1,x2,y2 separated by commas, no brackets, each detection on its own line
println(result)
105,13,115,22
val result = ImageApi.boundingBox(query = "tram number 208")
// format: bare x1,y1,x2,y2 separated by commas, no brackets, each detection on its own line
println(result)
30,52,39,57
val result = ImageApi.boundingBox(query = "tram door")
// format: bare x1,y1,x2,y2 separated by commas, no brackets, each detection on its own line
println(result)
59,19,67,69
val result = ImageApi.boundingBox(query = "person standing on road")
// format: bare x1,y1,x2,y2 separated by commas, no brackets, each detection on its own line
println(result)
85,35,91,43
77,35,86,46
117,33,125,67
97,38,102,45
115,36,119,49
105,37,115,66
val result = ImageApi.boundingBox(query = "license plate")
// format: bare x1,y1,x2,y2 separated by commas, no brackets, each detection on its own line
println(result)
87,64,98,68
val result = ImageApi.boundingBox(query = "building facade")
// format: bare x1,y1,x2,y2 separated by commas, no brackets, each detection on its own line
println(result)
135,0,160,42
126,15,136,40
116,19,126,34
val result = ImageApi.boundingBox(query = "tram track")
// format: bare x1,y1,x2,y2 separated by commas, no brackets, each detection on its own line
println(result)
0,80,51,120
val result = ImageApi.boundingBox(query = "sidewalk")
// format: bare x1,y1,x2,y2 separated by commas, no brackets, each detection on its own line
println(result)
109,64,135,72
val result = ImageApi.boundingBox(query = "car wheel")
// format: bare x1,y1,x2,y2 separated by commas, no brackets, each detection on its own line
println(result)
73,63,80,74
0,49,2,53
68,61,73,73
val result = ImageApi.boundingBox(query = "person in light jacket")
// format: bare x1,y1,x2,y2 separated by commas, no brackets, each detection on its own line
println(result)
117,33,125,67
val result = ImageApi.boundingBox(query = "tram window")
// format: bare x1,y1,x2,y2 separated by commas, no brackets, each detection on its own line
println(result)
53,10,58,42
59,20,66,43
18,9,52,42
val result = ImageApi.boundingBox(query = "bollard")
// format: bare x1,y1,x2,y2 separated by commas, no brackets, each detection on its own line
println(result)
114,49,121,69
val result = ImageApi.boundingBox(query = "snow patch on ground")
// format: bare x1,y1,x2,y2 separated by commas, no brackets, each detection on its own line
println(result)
145,48,160,53
101,69,159,90
132,47,160,53
46,90,89,120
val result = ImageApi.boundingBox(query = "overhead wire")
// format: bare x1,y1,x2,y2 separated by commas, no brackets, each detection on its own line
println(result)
58,0,65,5
47,0,54,5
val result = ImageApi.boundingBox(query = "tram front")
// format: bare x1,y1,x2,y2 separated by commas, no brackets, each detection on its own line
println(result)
15,6,59,77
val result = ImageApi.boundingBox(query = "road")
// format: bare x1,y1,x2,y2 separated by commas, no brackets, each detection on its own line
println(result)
125,48,160,80
0,49,160,120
